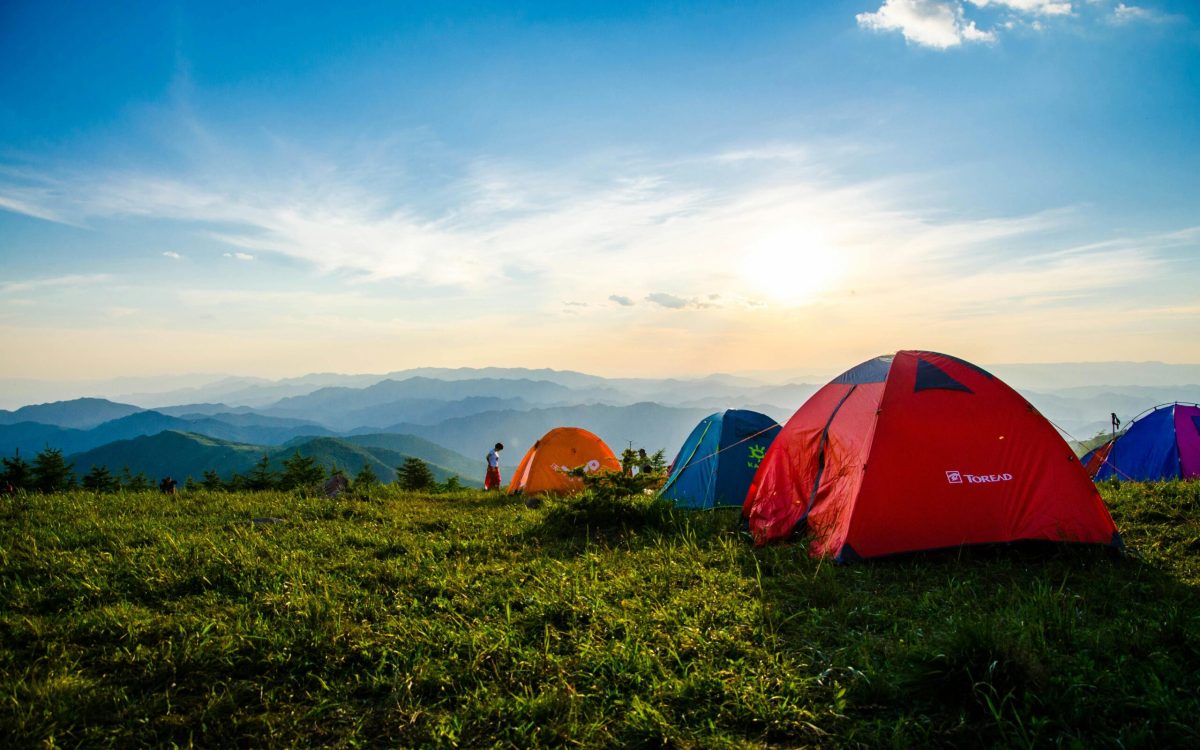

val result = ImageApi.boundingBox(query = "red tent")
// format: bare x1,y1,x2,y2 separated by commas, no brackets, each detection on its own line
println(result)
743,351,1121,561
1081,439,1115,478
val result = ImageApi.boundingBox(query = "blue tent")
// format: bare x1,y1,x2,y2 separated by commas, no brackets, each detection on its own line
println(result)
660,409,782,510
1083,402,1200,481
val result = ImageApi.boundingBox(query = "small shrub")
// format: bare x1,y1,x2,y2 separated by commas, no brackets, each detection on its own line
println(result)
537,490,674,539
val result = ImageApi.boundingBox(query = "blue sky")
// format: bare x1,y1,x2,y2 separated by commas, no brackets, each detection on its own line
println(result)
1,0,1197,380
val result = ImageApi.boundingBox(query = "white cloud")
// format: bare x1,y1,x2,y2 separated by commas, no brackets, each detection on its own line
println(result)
223,251,255,261
969,0,1073,16
162,250,182,260
858,0,1173,47
856,0,997,49
609,294,635,306
1109,3,1174,24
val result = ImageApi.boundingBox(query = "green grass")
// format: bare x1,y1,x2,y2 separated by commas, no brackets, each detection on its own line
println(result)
2,481,1199,748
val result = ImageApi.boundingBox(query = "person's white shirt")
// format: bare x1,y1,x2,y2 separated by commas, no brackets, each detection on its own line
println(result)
487,449,501,468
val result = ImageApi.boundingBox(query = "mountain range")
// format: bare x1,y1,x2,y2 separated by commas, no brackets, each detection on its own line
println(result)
3,364,1198,484
0,409,335,457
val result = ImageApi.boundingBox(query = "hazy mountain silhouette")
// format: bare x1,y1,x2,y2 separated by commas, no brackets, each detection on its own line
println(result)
0,398,142,429
374,402,716,461
333,396,534,431
260,377,620,426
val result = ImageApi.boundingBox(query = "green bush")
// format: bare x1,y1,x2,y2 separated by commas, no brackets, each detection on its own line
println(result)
537,489,674,539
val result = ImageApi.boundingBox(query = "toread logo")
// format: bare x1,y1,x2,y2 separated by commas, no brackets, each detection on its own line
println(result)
947,470,1013,485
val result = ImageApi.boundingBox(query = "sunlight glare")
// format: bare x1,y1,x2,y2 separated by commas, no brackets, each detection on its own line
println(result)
741,228,843,304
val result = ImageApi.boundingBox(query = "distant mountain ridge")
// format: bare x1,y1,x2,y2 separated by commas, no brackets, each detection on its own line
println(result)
262,376,619,428
0,398,142,429
990,362,1200,391
0,408,334,457
374,402,718,461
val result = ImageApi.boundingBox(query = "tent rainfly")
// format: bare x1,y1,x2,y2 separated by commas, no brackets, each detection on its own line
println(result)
743,350,1121,561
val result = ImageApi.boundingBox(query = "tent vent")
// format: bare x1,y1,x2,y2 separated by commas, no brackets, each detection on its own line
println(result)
914,359,973,394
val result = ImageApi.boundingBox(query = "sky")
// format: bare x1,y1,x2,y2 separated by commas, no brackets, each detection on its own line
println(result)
1,0,1198,382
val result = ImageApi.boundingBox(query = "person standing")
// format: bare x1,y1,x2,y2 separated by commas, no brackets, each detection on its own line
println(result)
484,442,504,490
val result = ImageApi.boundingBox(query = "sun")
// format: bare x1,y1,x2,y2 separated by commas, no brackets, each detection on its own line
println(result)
740,228,843,304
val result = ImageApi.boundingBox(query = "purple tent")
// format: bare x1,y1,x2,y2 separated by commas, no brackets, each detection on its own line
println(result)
1083,403,1200,481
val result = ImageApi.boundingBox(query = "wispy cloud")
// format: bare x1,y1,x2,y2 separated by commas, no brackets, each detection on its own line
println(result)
969,0,1072,16
162,250,183,260
1108,3,1178,25
0,194,69,224
0,273,114,295
0,131,1192,334
834,224,1195,325
173,288,369,309
712,145,809,164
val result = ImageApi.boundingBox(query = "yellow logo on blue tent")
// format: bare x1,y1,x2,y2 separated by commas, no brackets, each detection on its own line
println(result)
747,443,767,469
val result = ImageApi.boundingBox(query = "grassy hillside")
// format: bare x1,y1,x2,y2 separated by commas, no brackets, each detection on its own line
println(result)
275,436,481,487
67,430,265,479
67,430,482,486
341,433,482,481
2,481,1198,747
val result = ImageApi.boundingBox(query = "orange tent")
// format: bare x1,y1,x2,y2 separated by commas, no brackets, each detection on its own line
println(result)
508,427,622,496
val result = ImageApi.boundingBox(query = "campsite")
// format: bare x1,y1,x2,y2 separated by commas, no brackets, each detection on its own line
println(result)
4,1,1200,746
4,353,1200,746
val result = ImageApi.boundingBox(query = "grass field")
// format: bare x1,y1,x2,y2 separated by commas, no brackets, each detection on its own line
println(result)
2,481,1199,748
